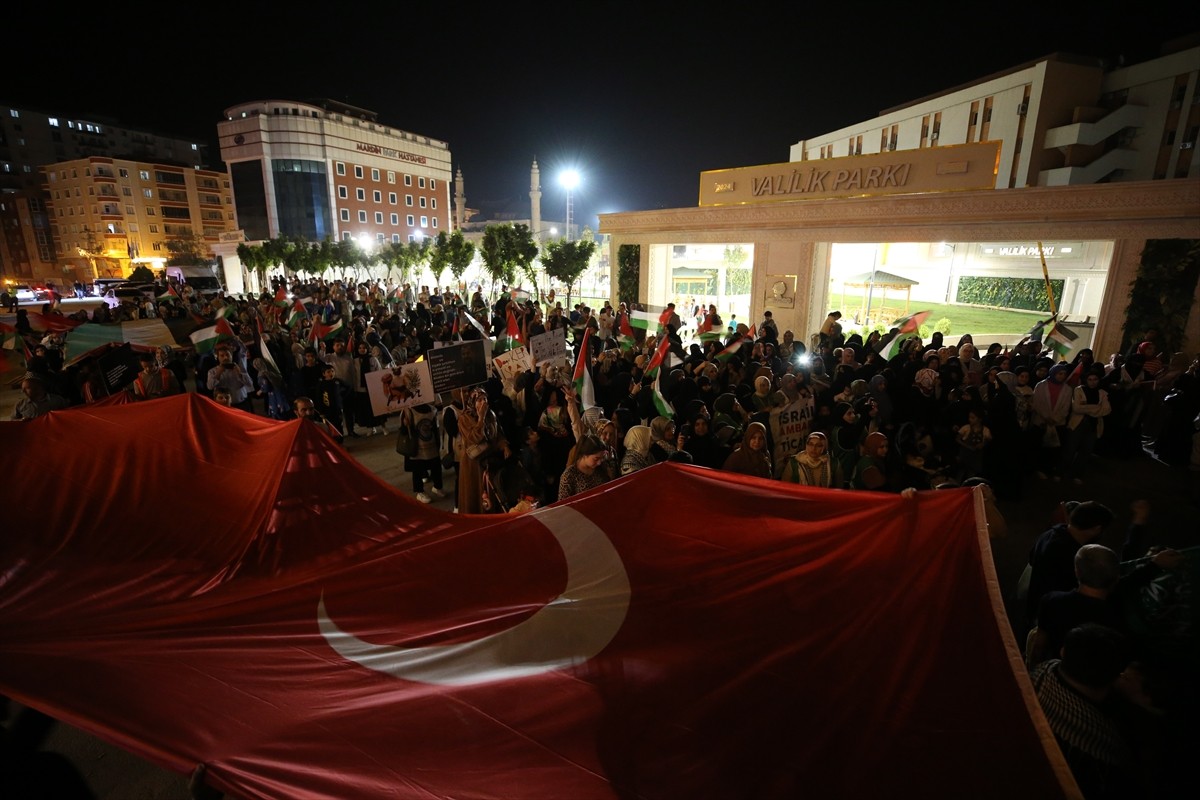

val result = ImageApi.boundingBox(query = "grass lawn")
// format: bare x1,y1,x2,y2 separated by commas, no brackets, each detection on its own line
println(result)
833,295,1053,340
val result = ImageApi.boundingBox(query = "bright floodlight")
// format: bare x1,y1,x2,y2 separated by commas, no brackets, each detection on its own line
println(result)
357,235,374,251
559,169,580,190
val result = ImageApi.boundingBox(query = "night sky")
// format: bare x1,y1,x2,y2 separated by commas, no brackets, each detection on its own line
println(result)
9,7,1198,230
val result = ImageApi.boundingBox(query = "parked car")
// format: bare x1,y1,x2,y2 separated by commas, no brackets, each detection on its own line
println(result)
103,284,158,309
12,285,51,303
93,278,129,297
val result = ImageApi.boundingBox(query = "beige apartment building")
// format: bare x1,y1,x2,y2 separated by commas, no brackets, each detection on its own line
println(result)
42,157,236,285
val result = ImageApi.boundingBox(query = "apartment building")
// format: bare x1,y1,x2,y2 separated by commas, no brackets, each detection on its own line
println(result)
790,40,1199,187
42,156,236,284
0,103,213,284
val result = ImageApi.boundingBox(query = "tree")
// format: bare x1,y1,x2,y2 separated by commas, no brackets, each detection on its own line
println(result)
128,265,156,284
541,238,597,309
480,224,538,295
238,242,271,287
617,244,640,306
166,232,211,266
432,230,475,289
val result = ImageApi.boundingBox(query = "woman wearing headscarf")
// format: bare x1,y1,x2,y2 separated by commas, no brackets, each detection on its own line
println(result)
712,392,746,440
750,374,773,412
867,373,894,431
620,425,655,476
721,421,773,479
456,386,511,514
648,415,678,463
781,431,843,488
851,431,891,491
681,413,728,469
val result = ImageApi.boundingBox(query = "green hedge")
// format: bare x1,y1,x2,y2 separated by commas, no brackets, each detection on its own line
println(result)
956,276,1063,312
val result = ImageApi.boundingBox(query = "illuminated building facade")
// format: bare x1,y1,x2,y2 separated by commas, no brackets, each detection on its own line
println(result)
217,99,452,247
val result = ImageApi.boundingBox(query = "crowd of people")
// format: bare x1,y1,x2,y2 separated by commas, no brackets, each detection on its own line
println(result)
5,274,1199,797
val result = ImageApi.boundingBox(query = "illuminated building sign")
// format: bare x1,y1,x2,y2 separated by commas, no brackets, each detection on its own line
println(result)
355,143,427,164
699,142,1000,206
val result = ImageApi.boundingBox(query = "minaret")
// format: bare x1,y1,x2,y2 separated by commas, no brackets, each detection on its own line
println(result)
530,159,542,242
454,168,465,231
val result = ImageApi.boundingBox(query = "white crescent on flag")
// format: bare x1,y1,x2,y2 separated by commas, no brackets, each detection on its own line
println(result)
317,505,631,686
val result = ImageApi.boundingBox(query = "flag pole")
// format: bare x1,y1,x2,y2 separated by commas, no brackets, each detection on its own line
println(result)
1037,242,1057,317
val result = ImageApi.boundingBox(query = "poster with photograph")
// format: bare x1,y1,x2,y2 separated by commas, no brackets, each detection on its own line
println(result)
529,328,569,366
366,361,435,416
493,346,533,388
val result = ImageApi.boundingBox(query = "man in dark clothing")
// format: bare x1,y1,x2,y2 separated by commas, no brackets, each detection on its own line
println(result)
1025,501,1114,628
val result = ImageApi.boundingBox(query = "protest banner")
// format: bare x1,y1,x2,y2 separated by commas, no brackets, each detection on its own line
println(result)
366,361,435,416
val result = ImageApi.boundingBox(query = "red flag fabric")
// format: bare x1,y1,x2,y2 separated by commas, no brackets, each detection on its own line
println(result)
24,311,85,334
507,304,526,346
643,334,671,378
0,395,1077,800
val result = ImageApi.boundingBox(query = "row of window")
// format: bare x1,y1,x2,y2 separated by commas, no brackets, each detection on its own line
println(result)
338,209,438,229
333,162,436,190
341,231,431,244
335,185,436,208
53,204,235,222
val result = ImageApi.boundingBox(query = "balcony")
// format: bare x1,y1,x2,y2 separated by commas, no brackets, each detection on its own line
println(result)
1043,104,1147,149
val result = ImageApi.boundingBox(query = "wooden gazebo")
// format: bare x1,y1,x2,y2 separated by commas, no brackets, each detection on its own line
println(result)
839,270,919,324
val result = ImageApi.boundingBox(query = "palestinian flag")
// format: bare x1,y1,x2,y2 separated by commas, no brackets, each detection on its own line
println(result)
450,310,461,340
643,335,672,381
879,333,916,362
891,310,930,334
510,288,532,303
616,313,638,351
285,300,308,329
189,317,236,355
506,304,526,347
1044,321,1078,358
214,304,236,321
714,327,754,363
157,285,181,302
652,367,674,419
572,327,597,412
629,310,659,332
308,318,345,343
273,287,289,308
256,318,283,382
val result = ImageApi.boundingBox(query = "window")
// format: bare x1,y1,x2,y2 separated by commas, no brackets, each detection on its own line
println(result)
430,179,436,190
373,190,381,203
149,224,159,233
358,210,367,222
391,213,399,224
389,192,397,204
139,170,150,180
356,188,365,201
376,233,385,242
406,214,415,226
387,171,396,184
152,242,162,251
342,231,352,240
146,207,156,216
371,168,380,181
122,187,132,196
8,109,17,118
404,175,412,186
420,215,428,227
392,234,401,243
119,168,129,178
340,209,350,221
418,177,426,189
354,166,364,179
49,117,58,126
126,205,134,214
431,218,438,229
336,162,346,176
338,186,348,199
419,197,427,208
431,198,437,209
406,194,413,206
375,212,383,223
